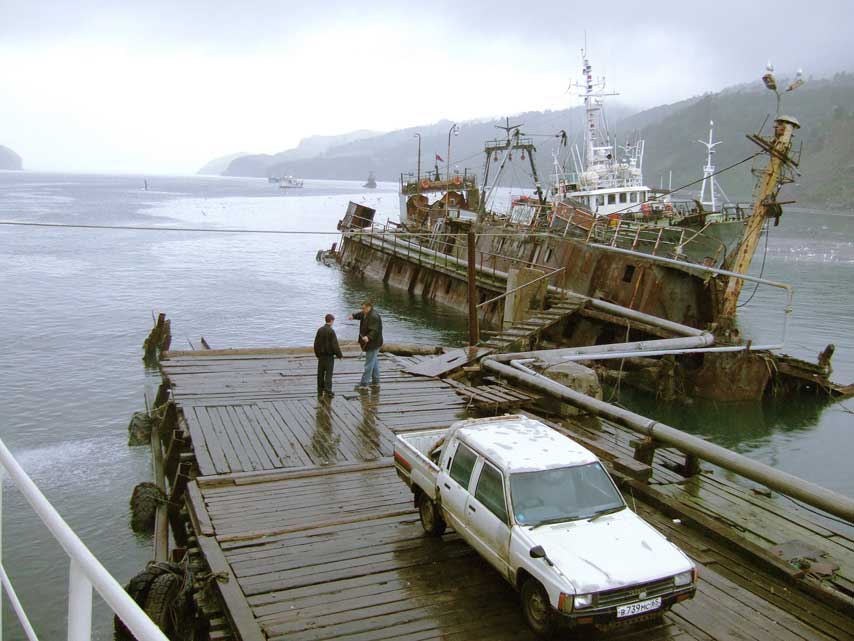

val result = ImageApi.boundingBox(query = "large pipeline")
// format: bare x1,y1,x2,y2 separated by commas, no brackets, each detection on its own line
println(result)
482,358,854,523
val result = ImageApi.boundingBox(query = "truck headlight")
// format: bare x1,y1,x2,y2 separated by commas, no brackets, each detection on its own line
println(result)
674,570,693,587
573,593,593,609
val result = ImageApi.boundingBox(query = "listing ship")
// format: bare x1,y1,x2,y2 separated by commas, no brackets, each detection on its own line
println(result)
324,56,840,401
363,171,378,188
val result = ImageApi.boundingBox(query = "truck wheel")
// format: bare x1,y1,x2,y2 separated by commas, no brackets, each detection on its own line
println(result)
418,495,446,536
521,578,555,638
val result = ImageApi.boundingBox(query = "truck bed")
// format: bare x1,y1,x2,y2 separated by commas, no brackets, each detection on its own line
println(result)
393,427,446,500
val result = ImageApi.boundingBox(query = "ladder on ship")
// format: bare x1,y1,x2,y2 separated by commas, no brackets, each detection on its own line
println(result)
480,292,586,353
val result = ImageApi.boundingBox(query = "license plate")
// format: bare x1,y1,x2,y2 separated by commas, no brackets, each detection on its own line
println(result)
616,597,662,619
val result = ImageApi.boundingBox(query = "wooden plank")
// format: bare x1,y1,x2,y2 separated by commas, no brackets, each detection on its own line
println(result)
403,348,489,378
195,534,265,641
185,480,215,536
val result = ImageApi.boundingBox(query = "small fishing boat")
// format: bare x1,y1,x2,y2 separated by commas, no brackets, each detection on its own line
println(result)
279,175,304,189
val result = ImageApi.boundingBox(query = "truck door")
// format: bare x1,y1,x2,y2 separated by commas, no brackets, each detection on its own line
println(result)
438,439,478,533
465,459,513,578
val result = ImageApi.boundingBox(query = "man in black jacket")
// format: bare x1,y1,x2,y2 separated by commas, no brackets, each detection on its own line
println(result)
314,313,343,397
348,301,383,389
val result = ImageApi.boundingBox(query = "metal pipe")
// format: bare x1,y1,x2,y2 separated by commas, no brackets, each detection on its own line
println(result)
588,242,793,294
491,334,714,362
68,560,93,641
527,343,785,363
582,298,707,337
482,359,854,523
0,438,170,641
0,565,39,641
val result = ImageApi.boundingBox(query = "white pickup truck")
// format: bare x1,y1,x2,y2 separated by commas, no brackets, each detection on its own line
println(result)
393,415,696,637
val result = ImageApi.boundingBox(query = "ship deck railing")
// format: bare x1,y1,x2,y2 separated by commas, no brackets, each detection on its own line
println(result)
399,170,478,195
550,206,729,267
0,437,169,641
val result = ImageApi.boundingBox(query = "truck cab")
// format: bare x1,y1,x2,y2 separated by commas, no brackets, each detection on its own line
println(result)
394,415,696,637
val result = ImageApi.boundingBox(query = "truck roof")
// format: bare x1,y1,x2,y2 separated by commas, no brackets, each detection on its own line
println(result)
453,415,598,474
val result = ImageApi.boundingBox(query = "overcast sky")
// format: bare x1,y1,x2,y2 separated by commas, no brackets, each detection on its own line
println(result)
1,0,851,174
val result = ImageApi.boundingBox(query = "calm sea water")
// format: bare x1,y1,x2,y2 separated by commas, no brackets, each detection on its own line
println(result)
0,171,851,639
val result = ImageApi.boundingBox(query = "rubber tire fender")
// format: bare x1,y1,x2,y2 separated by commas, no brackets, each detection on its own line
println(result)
144,572,183,637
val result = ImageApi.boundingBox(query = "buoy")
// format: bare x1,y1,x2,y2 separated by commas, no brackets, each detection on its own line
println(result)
419,178,430,189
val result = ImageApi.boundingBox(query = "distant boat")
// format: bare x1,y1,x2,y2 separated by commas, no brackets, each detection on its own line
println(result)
267,176,280,184
363,172,377,189
279,176,304,189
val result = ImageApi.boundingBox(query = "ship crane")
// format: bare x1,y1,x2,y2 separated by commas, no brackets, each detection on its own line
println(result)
697,121,729,211
480,117,545,210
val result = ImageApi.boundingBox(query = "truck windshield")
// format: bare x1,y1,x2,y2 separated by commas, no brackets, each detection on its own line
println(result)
510,462,625,526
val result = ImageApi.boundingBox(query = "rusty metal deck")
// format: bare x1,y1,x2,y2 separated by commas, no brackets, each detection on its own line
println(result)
159,348,854,641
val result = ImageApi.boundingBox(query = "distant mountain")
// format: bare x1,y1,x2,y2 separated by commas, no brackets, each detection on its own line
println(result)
198,152,249,175
222,130,382,178
629,72,854,203
0,145,22,170
208,71,854,208
218,106,637,183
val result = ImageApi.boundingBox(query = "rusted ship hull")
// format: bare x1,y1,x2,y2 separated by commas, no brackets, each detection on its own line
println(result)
338,226,716,331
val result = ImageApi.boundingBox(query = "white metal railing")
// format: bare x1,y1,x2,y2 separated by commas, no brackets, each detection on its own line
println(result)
0,437,169,641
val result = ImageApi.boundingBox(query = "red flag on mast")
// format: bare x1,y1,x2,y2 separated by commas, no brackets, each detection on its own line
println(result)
435,153,444,162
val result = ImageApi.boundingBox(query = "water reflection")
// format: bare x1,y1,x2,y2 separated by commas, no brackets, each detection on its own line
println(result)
355,388,382,459
615,387,827,452
310,397,341,465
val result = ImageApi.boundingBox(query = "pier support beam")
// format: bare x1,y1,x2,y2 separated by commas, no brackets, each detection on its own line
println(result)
467,230,480,346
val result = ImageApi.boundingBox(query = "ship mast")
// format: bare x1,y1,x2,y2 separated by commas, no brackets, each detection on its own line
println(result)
697,121,724,211
573,48,617,175
720,65,805,320
719,114,800,319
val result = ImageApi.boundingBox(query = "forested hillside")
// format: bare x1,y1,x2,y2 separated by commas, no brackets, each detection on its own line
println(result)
205,73,854,208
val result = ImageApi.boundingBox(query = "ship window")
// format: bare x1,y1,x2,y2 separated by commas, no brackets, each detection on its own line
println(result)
608,194,616,204
619,192,627,203
597,195,605,206
623,265,636,283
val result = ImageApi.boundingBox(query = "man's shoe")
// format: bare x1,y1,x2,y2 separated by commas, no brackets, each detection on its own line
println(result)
354,384,370,390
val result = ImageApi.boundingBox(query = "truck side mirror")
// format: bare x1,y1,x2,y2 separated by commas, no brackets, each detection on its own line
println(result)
529,545,546,559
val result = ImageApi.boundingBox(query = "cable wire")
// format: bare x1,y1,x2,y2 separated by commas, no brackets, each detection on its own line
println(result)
738,219,771,308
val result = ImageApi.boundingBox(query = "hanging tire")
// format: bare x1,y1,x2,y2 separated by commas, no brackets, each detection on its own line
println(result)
144,573,183,638
418,494,446,536
130,482,164,533
521,578,555,638
114,562,179,640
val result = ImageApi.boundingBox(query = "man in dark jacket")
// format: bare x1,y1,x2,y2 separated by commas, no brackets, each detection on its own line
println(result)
314,313,343,397
348,301,383,388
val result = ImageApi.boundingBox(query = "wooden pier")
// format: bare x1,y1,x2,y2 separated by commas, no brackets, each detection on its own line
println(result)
151,345,854,641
